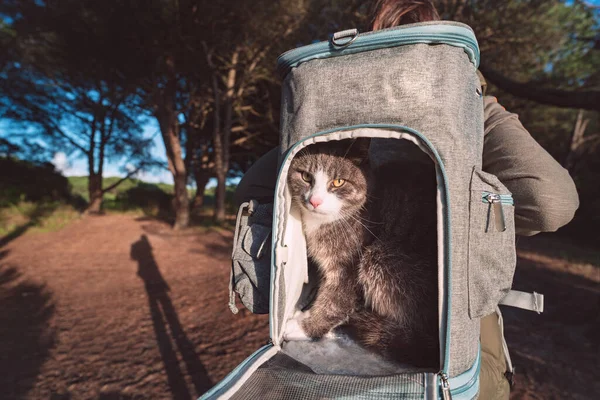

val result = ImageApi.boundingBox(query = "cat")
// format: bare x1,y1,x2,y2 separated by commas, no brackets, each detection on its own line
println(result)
287,139,373,339
347,159,439,368
287,138,439,368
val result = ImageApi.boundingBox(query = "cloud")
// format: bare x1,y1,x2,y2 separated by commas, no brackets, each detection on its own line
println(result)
136,169,173,184
52,152,69,172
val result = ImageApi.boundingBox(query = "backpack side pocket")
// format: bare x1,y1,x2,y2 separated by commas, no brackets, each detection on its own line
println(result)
467,168,516,319
230,201,273,314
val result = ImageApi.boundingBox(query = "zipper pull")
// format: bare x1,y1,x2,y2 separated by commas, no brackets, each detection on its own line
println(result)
485,193,506,232
439,372,453,400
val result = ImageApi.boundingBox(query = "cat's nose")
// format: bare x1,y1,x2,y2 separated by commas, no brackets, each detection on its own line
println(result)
309,196,323,208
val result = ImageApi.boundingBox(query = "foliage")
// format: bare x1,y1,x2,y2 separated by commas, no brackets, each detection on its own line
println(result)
0,157,74,207
0,201,80,237
0,0,156,213
0,157,82,237
67,176,175,200
0,0,598,233
203,184,238,215
110,183,173,219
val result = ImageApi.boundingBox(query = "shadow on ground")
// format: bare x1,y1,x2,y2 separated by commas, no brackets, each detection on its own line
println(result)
131,235,213,400
0,202,62,248
517,234,600,267
0,265,56,400
505,251,600,399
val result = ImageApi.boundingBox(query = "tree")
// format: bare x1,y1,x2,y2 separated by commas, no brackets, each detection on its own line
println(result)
197,0,308,221
563,109,599,171
0,3,152,213
437,0,600,110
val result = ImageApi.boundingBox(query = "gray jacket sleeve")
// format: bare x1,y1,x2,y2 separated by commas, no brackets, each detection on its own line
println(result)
482,96,579,236
234,147,279,207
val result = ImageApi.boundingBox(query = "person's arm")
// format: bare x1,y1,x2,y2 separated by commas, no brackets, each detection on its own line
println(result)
233,147,279,207
482,96,579,236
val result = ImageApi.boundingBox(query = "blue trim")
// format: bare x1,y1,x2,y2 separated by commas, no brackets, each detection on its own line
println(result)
436,347,481,399
199,344,273,399
481,192,514,206
448,346,480,394
270,124,453,374
277,23,480,77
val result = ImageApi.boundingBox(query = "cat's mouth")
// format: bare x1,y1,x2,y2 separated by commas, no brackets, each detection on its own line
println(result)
302,203,337,217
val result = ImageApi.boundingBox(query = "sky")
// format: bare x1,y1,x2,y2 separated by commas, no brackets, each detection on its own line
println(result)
50,121,176,184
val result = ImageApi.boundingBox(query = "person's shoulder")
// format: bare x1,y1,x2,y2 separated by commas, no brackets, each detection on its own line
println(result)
482,95,521,135
483,95,504,109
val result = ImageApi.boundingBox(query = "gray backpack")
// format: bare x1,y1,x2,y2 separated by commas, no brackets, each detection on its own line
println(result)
204,21,544,400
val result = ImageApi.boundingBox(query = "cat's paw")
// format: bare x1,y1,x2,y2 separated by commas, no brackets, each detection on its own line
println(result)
283,310,311,341
300,315,331,339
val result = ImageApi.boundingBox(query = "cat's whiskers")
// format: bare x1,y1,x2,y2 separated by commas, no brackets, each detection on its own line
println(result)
342,212,381,242
338,217,362,248
352,212,384,225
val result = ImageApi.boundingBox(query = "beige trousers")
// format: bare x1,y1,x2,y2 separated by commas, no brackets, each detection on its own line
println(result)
479,313,511,399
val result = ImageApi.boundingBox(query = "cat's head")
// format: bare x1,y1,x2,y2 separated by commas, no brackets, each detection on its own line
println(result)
287,139,370,227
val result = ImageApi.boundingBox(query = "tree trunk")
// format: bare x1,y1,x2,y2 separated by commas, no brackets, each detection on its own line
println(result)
211,71,226,222
172,170,190,228
192,170,210,211
155,78,190,230
563,109,590,171
86,121,103,214
87,173,103,214
212,50,239,223
214,168,226,222
163,123,190,229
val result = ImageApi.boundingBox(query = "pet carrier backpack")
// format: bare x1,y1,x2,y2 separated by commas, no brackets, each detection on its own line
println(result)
202,21,544,400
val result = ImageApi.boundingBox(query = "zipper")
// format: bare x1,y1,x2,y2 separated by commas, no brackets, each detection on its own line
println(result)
439,372,453,400
276,23,479,77
270,124,453,373
437,346,481,400
482,192,513,233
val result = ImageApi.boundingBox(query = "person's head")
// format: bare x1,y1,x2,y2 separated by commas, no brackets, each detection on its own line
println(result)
371,0,440,31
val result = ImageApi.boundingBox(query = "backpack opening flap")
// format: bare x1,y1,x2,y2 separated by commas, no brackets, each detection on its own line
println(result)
272,128,448,375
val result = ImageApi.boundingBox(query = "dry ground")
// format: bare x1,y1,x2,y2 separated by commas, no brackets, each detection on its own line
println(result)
0,214,598,399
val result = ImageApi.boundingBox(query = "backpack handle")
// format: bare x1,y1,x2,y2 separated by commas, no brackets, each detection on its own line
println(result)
331,29,359,48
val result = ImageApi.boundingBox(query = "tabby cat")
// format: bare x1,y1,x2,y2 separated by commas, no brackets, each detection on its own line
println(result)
287,139,439,367
287,139,372,338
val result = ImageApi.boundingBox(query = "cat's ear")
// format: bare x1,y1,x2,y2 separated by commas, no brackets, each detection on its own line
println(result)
345,138,371,165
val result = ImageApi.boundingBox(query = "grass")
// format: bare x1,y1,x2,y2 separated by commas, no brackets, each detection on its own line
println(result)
67,176,195,201
1,173,237,241
0,201,81,242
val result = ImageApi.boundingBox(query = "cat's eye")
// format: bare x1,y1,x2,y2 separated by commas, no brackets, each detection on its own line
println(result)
301,171,312,182
331,178,345,188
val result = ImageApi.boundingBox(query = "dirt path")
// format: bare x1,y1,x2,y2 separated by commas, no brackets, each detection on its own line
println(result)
0,215,268,400
0,215,598,399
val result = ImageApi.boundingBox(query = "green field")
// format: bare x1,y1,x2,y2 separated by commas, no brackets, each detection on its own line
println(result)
66,176,183,202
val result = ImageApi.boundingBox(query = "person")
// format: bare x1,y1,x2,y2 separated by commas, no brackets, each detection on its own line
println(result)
234,1,580,398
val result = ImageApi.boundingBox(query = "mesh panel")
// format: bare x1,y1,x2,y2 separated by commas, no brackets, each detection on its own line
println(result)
230,353,426,400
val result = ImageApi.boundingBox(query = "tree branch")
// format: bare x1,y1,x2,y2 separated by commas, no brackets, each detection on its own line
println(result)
101,166,143,193
479,64,600,111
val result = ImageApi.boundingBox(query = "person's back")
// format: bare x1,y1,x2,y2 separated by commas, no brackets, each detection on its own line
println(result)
234,2,579,398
